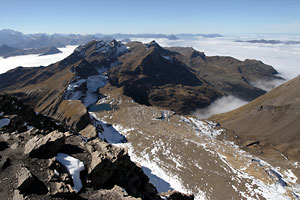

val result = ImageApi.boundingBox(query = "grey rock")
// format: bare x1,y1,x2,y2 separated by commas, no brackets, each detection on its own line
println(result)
48,182,74,197
24,131,65,158
0,156,10,172
13,190,25,200
89,185,141,200
17,167,35,192
87,140,160,200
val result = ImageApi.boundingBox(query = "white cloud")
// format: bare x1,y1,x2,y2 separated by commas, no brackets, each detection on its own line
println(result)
193,96,248,119
0,45,77,74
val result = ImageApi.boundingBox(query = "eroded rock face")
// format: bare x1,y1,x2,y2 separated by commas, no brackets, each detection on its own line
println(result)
17,167,35,193
87,140,161,200
24,131,65,158
0,94,69,134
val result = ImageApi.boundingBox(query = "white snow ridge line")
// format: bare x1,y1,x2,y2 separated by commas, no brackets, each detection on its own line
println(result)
56,153,85,193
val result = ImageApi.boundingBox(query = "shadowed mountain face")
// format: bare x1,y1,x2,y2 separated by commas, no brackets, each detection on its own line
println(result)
0,40,280,117
212,75,300,161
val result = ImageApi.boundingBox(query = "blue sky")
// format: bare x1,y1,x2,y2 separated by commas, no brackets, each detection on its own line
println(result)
1,0,300,34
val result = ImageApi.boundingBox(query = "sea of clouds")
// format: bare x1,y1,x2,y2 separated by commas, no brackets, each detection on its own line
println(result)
1,35,300,118
0,45,78,74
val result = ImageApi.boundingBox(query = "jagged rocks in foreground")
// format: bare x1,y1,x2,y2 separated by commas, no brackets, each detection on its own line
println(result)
0,94,193,200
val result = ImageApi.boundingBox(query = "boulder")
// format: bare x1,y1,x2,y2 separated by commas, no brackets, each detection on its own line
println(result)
161,190,194,200
6,115,27,133
48,182,74,197
17,167,35,193
79,124,98,141
89,185,141,200
87,140,160,200
0,155,10,172
24,131,65,158
13,190,25,200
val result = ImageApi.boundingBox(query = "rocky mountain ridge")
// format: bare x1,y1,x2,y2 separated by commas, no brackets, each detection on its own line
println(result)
0,94,193,200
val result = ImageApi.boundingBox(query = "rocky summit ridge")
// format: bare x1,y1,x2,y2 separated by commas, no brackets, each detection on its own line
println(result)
0,94,193,200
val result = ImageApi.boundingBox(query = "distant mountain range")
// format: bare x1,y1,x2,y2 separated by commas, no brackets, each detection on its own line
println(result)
0,44,61,58
236,39,300,45
0,29,223,49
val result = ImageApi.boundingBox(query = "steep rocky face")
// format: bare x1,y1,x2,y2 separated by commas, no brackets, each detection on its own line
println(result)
167,46,282,100
212,75,300,162
108,41,220,114
0,40,128,129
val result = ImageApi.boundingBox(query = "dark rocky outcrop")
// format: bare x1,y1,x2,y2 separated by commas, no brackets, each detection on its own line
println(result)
39,46,62,56
161,190,194,200
24,131,65,158
87,140,160,200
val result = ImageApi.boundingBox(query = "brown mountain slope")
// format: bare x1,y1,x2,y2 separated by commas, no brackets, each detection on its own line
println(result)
108,41,220,114
0,40,281,118
167,46,282,100
0,40,128,130
212,75,300,161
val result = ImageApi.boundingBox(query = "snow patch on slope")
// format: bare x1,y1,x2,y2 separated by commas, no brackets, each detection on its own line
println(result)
56,153,85,193
180,116,300,199
89,112,127,144
182,117,223,138
64,74,108,107
113,125,206,199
